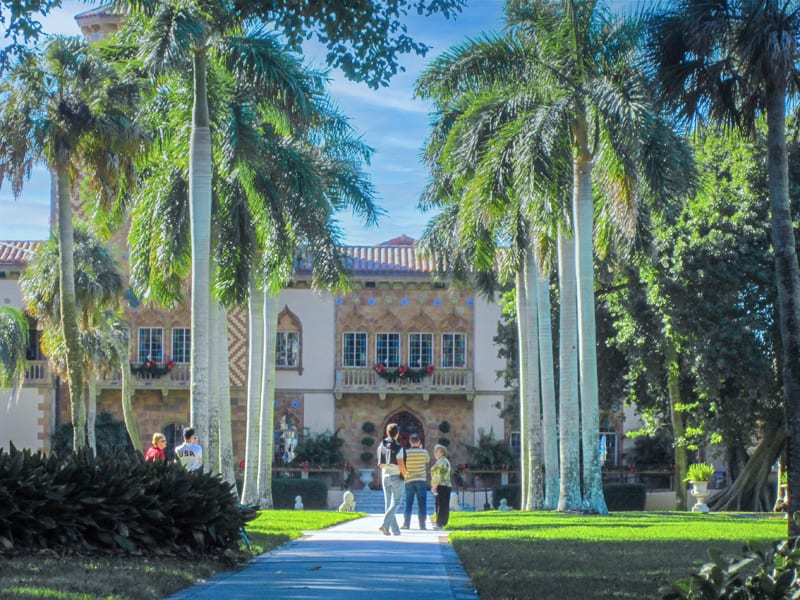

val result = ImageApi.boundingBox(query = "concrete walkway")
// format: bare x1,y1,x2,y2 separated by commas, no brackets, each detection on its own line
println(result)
165,514,478,600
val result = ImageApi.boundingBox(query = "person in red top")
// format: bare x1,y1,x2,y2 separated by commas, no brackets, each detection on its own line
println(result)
144,432,167,462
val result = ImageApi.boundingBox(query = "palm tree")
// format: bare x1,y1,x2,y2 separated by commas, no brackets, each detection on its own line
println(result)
417,0,693,512
646,0,800,535
0,35,142,450
0,307,29,401
119,0,463,457
20,228,140,451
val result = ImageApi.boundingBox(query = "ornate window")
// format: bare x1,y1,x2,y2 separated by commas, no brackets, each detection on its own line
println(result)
276,306,303,372
343,332,367,367
138,327,163,362
172,327,190,363
276,331,299,367
408,333,433,368
375,332,400,367
441,332,466,368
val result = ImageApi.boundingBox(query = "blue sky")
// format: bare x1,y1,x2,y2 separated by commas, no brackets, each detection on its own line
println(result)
0,0,635,246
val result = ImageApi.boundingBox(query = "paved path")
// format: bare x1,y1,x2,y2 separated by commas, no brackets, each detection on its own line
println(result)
165,514,478,600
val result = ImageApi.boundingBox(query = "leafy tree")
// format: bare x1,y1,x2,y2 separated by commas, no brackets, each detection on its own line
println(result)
647,0,800,535
0,35,143,450
0,0,60,71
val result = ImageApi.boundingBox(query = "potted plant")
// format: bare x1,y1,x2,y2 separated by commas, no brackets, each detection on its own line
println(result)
684,462,715,513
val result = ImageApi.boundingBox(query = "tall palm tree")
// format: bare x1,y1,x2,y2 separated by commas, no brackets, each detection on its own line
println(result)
646,0,800,535
0,35,142,450
0,307,29,402
417,0,693,512
20,228,141,451
120,0,463,454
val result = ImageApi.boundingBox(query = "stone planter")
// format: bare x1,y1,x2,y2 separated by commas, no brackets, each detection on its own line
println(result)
359,468,375,487
690,480,710,513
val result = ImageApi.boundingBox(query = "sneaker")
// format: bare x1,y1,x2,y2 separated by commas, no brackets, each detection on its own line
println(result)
432,525,442,530
400,525,409,530
378,526,390,536
392,531,401,536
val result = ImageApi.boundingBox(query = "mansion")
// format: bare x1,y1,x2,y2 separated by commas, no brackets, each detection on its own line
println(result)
0,236,513,474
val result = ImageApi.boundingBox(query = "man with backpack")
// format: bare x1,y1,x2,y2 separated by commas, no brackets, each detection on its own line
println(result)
377,422,407,536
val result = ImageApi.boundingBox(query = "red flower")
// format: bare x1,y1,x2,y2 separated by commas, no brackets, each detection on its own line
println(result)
374,363,384,374
166,360,176,370
427,365,435,376
145,360,155,369
239,459,245,470
398,365,408,377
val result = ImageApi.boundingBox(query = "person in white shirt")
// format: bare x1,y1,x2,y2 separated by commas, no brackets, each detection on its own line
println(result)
175,427,203,471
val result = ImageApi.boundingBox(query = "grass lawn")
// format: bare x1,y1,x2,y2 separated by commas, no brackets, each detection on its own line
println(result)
448,511,787,600
0,510,360,600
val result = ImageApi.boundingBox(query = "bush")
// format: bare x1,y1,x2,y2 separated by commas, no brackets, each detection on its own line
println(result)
603,483,647,511
361,436,375,447
361,421,375,434
50,411,134,456
360,451,374,464
465,429,516,469
271,478,328,510
0,444,254,557
291,429,344,468
492,484,521,509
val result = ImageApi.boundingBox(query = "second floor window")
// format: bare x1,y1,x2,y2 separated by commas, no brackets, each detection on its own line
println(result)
172,328,190,363
408,333,433,367
138,327,163,362
276,331,299,367
376,332,400,367
343,332,367,367
441,333,466,368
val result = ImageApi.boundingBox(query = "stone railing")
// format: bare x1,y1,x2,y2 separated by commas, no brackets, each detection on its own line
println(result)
96,363,191,389
23,360,50,385
334,367,474,401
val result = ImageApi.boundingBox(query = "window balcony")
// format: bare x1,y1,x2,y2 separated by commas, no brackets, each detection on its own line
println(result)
334,367,474,402
23,360,50,385
96,363,191,389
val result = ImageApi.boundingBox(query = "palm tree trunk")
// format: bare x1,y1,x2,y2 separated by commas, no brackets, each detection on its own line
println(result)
515,270,530,510
523,248,544,510
116,338,141,451
557,230,582,511
87,360,97,452
257,291,279,509
765,88,800,537
242,282,264,505
537,265,558,510
189,49,213,449
664,338,688,510
206,295,220,474
55,162,85,451
574,158,607,514
217,303,236,488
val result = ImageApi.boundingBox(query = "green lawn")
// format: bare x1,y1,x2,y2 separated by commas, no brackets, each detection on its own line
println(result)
0,510,361,600
447,511,787,600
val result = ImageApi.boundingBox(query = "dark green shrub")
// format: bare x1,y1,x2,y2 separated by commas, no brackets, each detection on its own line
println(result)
492,484,521,509
271,478,328,510
663,538,800,599
0,444,254,557
439,421,451,434
465,429,516,469
602,483,647,511
50,411,134,456
626,429,674,470
361,437,375,447
438,437,450,447
360,451,373,464
291,429,344,467
361,421,375,434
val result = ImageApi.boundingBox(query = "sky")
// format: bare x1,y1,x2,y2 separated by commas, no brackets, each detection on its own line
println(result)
0,0,634,246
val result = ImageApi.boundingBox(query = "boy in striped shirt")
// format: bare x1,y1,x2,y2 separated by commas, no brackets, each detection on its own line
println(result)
401,433,430,530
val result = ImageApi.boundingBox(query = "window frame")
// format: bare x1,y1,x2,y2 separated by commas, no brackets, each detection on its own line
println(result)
342,332,368,368
408,332,433,368
276,331,300,368
375,332,401,367
171,327,190,364
441,332,466,368
138,327,164,363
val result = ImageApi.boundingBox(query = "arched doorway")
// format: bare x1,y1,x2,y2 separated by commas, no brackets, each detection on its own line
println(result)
383,410,425,449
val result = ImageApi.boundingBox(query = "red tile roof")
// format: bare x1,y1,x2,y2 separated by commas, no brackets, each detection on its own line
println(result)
0,241,38,266
345,244,434,274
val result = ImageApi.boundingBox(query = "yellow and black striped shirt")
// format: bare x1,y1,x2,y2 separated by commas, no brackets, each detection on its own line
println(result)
404,446,430,483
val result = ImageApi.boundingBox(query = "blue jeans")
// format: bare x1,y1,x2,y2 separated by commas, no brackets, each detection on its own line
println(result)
381,473,405,534
403,480,428,528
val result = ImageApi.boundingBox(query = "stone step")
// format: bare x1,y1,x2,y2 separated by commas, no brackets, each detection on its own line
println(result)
351,489,437,516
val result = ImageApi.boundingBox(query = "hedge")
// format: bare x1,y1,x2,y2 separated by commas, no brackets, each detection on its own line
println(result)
272,478,328,509
602,483,647,511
